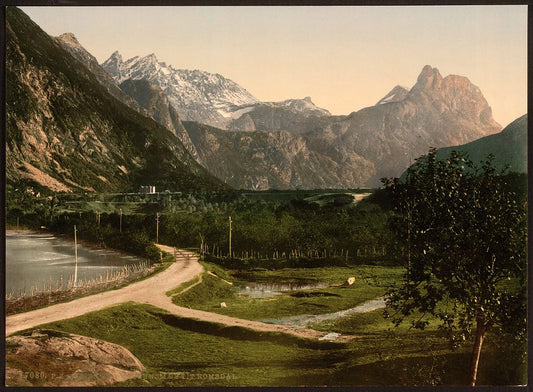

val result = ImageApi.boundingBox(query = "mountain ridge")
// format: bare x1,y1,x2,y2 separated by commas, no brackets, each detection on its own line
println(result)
6,7,225,193
104,57,503,189
102,51,260,129
19,18,504,191
55,33,142,114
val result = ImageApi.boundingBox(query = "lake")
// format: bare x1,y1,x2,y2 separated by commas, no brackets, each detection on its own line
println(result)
6,231,144,296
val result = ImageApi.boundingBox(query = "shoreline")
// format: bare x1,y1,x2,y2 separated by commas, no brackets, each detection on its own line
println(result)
6,229,43,236
6,229,151,261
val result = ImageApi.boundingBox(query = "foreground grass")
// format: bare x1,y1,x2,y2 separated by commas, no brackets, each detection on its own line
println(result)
171,264,403,321
311,308,526,385
24,302,526,386
34,303,342,387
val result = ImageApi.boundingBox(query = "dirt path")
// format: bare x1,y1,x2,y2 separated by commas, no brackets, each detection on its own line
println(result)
5,246,202,336
5,245,355,342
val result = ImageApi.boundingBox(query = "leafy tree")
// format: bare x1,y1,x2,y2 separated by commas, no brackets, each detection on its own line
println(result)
383,149,527,385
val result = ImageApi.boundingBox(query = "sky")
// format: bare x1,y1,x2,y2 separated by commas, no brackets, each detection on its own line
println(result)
21,5,527,127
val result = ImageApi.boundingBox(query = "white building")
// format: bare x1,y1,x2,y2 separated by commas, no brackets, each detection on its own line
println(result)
139,185,156,194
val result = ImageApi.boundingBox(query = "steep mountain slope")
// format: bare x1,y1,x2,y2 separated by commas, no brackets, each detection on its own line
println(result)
436,114,527,173
182,122,374,190
102,52,260,129
55,33,141,114
118,78,374,189
118,79,203,164
6,7,225,193
56,33,202,165
305,66,502,185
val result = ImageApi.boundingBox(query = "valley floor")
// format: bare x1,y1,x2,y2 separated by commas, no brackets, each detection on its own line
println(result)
6,246,526,386
6,245,352,341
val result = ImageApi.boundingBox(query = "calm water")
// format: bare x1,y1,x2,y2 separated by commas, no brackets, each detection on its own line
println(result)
237,280,327,299
6,232,144,296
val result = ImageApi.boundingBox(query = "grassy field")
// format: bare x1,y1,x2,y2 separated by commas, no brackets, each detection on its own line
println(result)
170,263,402,321
35,303,344,387
28,301,525,386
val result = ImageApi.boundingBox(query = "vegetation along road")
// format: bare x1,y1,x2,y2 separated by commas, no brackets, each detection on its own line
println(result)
6,245,355,341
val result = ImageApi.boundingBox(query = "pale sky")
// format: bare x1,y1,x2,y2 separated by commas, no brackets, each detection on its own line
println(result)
21,5,527,127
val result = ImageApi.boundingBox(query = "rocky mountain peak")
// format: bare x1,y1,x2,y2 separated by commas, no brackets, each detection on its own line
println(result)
101,50,260,128
101,51,124,80
411,65,443,93
57,32,80,46
55,33,97,62
376,85,409,105
8,6,225,192
109,50,123,61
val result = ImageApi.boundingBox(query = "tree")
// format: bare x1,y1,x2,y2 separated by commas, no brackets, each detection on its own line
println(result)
383,149,527,386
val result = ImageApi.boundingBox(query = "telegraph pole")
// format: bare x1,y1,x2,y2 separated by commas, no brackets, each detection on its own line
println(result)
74,225,78,287
199,233,205,260
228,216,232,258
156,212,160,244
119,208,123,233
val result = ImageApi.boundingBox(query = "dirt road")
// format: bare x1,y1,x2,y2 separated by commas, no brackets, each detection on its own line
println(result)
6,245,353,341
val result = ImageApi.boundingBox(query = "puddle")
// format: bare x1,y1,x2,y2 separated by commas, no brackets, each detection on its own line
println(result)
237,279,328,299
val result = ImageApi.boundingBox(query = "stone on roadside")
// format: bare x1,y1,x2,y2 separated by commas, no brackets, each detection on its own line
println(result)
319,332,341,341
220,302,227,308
344,277,355,286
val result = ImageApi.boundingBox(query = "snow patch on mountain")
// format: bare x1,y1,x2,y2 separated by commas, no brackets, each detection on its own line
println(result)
376,85,409,105
277,96,331,115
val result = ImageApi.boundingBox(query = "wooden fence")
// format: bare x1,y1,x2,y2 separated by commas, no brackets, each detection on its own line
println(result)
6,260,152,315
199,243,388,261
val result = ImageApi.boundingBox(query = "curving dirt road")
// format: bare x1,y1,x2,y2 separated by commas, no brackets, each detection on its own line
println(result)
6,245,354,341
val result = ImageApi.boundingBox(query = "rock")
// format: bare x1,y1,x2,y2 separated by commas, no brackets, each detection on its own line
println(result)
5,329,144,387
220,302,227,308
319,332,341,341
344,277,355,286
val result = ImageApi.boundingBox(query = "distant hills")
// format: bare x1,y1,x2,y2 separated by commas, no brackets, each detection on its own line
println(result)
8,7,517,192
6,7,225,193
436,114,527,173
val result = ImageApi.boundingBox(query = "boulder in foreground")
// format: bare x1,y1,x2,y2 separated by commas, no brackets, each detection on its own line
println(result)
6,329,145,386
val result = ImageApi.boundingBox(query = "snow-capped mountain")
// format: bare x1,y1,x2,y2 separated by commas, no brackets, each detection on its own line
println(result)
101,51,260,129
